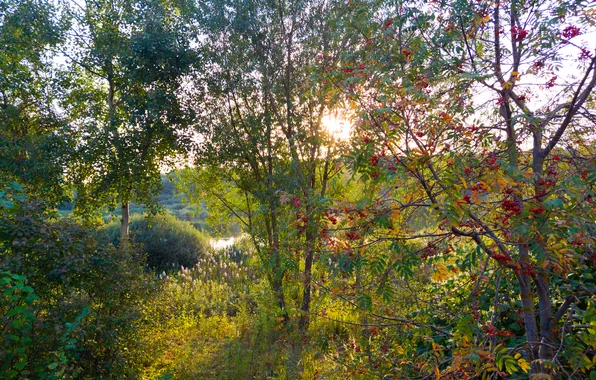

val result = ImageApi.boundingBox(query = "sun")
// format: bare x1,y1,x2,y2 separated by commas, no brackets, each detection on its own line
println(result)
321,113,352,141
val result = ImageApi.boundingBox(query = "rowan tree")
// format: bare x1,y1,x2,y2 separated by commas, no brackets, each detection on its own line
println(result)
328,0,596,376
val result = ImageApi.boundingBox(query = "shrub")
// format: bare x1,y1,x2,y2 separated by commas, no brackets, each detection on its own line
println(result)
103,213,210,271
0,200,154,378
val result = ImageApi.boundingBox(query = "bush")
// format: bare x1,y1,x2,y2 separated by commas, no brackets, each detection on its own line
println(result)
103,213,210,271
0,200,155,378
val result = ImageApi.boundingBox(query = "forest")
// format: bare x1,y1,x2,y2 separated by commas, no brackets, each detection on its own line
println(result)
1,0,595,378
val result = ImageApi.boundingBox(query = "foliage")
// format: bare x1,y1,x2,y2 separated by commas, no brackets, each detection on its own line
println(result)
103,213,210,271
0,0,71,204
184,0,360,337
61,0,196,236
1,271,58,379
57,174,212,231
0,200,155,378
158,174,211,232
136,241,352,379
2,0,596,377
324,0,596,375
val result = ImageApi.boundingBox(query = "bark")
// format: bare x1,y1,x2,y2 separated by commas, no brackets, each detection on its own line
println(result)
273,274,288,321
120,202,129,242
535,273,553,361
270,197,288,322
298,227,315,331
298,152,331,331
532,139,555,365
516,270,538,348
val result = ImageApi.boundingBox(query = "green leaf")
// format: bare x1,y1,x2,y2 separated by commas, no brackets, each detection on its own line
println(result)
543,198,563,210
21,286,34,293
15,361,27,371
357,294,372,311
24,293,39,303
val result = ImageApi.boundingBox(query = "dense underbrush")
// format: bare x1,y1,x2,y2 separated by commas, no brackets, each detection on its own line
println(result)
3,201,594,379
0,202,359,379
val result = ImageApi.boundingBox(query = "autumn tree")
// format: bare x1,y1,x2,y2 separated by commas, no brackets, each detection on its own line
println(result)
329,0,596,376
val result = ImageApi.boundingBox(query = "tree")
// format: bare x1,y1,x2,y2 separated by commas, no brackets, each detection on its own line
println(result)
330,0,596,375
0,0,70,203
184,0,357,337
61,0,195,239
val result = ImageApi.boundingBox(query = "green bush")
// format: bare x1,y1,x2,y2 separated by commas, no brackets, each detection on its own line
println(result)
0,200,155,378
103,213,210,271
0,270,92,379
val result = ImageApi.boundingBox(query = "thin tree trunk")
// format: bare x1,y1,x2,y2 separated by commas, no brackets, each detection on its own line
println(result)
516,270,538,348
298,230,315,330
270,197,288,322
120,202,129,242
531,126,554,370
299,154,331,331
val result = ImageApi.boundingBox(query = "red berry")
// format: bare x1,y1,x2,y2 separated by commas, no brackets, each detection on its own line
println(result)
511,26,528,41
562,25,581,40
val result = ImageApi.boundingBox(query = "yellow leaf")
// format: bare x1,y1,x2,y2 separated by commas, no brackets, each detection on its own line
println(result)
431,263,450,283
477,350,491,357
460,176,468,189
517,358,530,373
404,192,414,203
483,363,497,371
494,176,509,191
477,181,490,191
390,208,401,224
440,113,453,124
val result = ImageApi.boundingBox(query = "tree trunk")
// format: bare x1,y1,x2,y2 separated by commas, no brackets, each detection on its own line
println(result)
272,273,288,320
298,242,314,331
120,202,129,242
270,201,288,322
535,274,553,360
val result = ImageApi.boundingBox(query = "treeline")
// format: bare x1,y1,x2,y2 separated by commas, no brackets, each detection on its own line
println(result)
57,175,212,232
